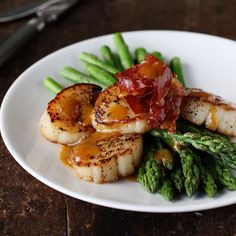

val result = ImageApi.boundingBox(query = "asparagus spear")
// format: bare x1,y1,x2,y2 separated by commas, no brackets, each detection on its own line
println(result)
113,32,133,69
171,167,184,192
135,48,165,64
178,133,232,153
152,51,164,62
232,143,236,151
194,153,217,197
137,154,161,193
113,53,124,71
179,149,200,197
59,66,106,88
44,77,63,94
100,45,117,67
85,63,117,87
201,168,218,197
135,47,147,63
159,177,174,201
214,163,236,190
170,57,186,87
80,52,119,74
137,142,160,192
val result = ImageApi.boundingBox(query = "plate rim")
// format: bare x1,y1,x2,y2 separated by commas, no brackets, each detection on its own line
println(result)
1,30,236,213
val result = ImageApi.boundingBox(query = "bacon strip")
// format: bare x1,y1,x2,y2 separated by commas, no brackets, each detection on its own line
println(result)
115,55,184,132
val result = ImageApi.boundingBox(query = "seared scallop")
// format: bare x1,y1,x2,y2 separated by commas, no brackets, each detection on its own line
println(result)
180,88,236,136
63,132,143,183
40,84,101,144
92,84,151,133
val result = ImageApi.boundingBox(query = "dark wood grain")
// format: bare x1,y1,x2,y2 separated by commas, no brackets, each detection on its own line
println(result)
1,0,236,235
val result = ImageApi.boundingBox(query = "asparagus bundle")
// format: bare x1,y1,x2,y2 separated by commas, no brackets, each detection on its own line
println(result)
151,129,236,198
44,32,178,93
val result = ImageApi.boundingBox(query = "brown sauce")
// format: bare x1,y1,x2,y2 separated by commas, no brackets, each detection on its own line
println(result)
60,132,120,166
60,145,74,167
208,106,218,130
108,103,128,120
154,148,172,162
55,99,94,132
139,60,163,79
60,98,79,116
80,104,94,126
73,133,101,164
126,173,137,182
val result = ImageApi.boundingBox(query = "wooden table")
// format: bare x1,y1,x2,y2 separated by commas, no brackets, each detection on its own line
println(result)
1,0,236,235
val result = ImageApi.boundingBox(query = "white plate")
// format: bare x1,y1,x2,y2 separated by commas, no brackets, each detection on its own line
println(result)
1,31,236,213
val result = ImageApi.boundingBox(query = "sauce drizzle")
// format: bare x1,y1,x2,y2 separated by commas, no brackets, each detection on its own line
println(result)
60,145,74,167
208,106,219,130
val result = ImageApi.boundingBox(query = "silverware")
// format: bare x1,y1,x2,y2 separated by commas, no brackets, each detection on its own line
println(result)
0,0,63,23
0,0,79,67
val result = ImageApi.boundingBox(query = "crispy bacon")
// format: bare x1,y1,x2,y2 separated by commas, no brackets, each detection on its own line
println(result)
117,54,172,98
151,77,185,132
115,55,184,132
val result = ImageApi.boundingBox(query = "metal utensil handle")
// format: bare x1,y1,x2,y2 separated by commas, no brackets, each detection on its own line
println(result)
0,0,61,23
0,17,46,67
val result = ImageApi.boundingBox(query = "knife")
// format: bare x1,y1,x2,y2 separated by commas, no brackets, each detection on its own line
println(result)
0,0,79,67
